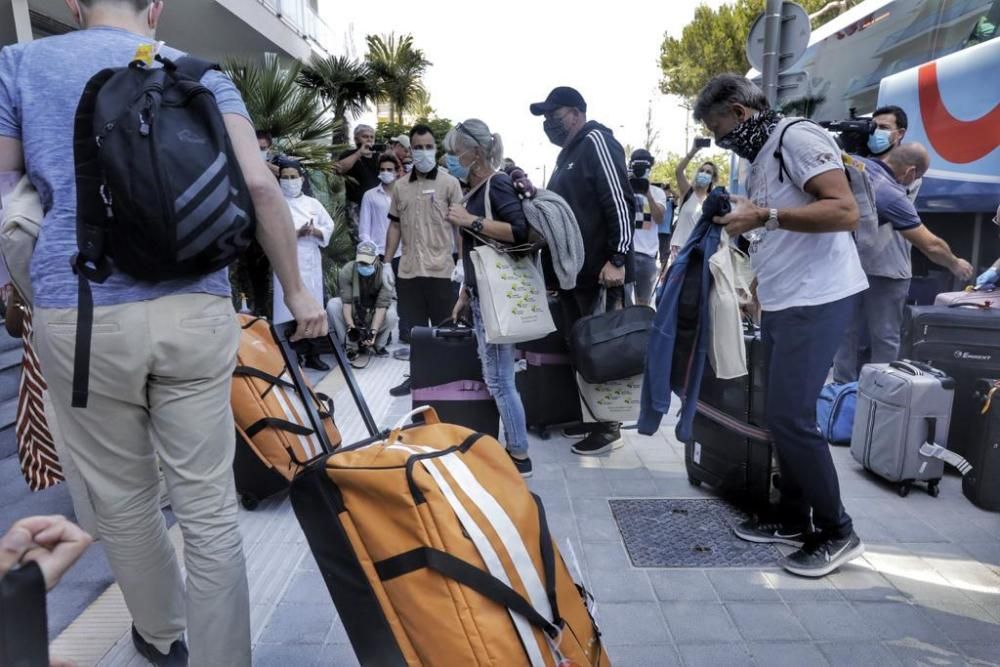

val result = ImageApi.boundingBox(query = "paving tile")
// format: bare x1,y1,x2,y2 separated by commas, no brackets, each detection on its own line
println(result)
827,564,902,602
564,465,608,481
609,478,660,497
588,568,655,603
593,602,670,646
280,570,332,606
319,644,361,667
572,497,614,521
582,540,632,571
747,642,830,667
880,568,978,604
962,542,1000,569
918,601,1000,642
787,601,878,641
817,641,903,667
885,638,968,666
577,516,624,542
851,602,943,641
252,642,323,666
725,602,809,641
877,517,949,543
258,602,334,645
676,642,753,667
763,571,844,601
660,602,741,643
601,467,654,481
606,644,681,666
957,641,1000,665
648,570,719,602
707,570,780,602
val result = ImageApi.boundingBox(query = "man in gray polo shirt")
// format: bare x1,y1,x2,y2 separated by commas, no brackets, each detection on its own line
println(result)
833,143,973,382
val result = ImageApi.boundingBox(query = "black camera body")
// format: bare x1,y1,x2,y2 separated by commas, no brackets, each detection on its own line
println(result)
819,108,875,156
347,326,375,348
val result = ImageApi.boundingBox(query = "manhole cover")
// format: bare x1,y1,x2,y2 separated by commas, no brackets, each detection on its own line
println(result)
609,498,782,568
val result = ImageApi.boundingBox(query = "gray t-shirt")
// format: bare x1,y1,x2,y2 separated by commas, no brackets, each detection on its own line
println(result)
0,27,250,308
858,156,921,280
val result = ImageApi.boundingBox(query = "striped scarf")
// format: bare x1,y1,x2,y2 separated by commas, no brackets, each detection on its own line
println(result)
16,310,63,491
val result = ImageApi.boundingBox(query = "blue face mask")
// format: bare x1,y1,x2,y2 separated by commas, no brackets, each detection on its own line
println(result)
357,263,376,277
868,128,893,155
694,172,712,188
446,154,470,181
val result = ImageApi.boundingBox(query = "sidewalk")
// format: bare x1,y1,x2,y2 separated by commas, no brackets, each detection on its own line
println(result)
54,348,1000,666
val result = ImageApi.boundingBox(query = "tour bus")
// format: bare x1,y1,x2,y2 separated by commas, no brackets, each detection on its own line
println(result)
747,0,999,296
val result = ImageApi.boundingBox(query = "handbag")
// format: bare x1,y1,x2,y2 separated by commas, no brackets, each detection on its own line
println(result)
569,288,654,384
468,175,555,344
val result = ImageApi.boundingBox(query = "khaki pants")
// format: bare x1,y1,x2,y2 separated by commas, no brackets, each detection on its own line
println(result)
34,293,250,665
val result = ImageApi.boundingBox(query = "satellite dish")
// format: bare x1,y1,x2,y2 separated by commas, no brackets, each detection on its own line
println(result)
746,2,811,74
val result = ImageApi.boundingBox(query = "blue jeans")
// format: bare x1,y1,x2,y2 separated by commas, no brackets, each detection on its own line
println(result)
470,298,530,456
762,295,856,540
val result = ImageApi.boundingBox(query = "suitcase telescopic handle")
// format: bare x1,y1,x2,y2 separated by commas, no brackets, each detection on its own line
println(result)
889,361,925,376
272,322,380,442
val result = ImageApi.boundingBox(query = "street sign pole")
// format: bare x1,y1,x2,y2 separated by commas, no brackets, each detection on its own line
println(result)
761,0,784,108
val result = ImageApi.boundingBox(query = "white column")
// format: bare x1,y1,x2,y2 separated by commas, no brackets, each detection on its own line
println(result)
12,0,32,43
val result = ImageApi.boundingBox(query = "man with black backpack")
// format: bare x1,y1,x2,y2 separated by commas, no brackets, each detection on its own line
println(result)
695,74,868,578
0,1,326,664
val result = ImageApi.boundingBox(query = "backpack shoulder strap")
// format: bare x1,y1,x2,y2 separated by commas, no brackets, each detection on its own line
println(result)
773,118,816,184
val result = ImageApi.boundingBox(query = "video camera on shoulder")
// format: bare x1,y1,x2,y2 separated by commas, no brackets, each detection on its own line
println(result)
819,108,876,156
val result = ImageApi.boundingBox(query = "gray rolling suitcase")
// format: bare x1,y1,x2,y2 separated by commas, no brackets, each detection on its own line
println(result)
851,360,968,497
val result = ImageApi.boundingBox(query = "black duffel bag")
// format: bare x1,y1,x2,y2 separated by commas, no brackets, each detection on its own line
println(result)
569,289,654,384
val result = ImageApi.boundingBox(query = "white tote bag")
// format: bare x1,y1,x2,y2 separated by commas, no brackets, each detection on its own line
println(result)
576,373,643,423
468,176,555,345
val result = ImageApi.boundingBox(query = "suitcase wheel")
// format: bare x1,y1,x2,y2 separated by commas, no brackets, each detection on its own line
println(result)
927,481,941,498
688,477,703,487
539,429,551,441
898,483,911,498
240,494,261,511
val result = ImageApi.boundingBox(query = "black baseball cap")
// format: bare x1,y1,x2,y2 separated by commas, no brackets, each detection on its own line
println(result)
630,148,655,164
529,86,587,116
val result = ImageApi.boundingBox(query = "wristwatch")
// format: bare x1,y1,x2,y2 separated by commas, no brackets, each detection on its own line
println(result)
609,253,626,268
764,208,780,232
470,217,485,233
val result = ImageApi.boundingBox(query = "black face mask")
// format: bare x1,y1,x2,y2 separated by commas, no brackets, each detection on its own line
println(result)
544,117,570,147
716,109,783,161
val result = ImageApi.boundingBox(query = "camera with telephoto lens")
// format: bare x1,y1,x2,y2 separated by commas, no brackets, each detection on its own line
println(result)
629,160,651,195
819,108,876,156
347,326,374,349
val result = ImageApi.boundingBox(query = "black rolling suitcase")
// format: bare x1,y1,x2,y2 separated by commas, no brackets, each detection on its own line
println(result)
901,306,1000,461
515,294,583,437
687,328,778,510
410,323,500,438
965,379,1000,511
233,321,379,509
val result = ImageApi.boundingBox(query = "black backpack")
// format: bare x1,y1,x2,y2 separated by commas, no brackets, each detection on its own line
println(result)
71,54,255,407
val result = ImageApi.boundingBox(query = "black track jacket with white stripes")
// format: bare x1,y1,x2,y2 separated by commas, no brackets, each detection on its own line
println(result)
548,121,635,288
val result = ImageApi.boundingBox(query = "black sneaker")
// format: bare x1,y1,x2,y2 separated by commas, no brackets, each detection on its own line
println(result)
571,425,623,456
733,518,809,548
561,423,593,439
508,452,533,478
782,532,865,578
304,355,330,371
131,625,188,666
392,347,411,361
373,347,390,357
346,349,359,362
390,377,412,397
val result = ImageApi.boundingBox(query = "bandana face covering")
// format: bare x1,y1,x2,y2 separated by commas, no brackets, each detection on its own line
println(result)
716,109,782,161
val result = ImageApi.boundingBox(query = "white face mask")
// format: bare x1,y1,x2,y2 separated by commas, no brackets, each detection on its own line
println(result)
378,171,396,185
412,149,437,174
280,178,303,198
403,163,414,173
260,148,270,161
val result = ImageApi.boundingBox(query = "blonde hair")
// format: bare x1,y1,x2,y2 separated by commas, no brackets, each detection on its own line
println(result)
443,119,505,171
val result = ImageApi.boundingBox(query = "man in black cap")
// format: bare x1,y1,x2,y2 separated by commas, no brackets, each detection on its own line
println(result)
530,86,635,455
628,148,668,306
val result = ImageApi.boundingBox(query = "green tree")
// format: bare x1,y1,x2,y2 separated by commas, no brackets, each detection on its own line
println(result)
658,0,852,101
223,53,336,172
365,33,432,124
376,116,455,160
408,89,435,119
297,54,381,146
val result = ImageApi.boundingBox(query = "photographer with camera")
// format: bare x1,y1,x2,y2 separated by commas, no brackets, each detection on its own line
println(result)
670,139,718,261
628,149,667,305
333,125,382,240
327,241,398,360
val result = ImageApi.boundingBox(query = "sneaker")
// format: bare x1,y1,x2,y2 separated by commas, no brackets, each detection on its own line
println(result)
373,347,390,357
304,355,330,371
561,423,593,439
389,377,412,397
571,425,623,456
508,452,533,478
782,532,865,578
346,349,359,362
732,518,809,548
131,625,188,666
392,347,411,361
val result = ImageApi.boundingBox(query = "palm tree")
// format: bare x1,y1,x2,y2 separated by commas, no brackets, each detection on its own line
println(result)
223,53,337,171
298,54,380,147
408,89,435,119
365,33,432,124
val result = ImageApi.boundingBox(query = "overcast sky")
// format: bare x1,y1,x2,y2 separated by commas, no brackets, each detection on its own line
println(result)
320,0,731,184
